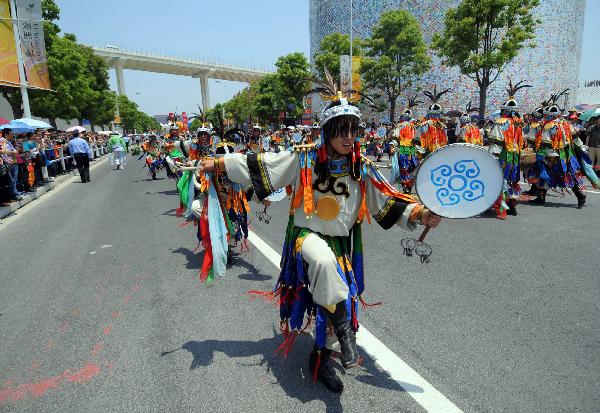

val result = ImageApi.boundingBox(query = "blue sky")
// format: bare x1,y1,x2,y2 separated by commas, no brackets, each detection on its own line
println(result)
55,0,599,116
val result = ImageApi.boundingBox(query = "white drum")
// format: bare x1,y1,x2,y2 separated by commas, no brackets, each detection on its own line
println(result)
415,143,503,219
266,188,287,202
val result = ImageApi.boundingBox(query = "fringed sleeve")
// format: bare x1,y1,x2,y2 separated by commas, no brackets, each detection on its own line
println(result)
224,151,299,201
364,160,419,231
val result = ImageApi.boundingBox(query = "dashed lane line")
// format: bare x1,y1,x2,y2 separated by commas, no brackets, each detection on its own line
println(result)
247,230,463,413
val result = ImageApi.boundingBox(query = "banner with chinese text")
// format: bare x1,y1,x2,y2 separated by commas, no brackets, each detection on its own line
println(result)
16,0,51,89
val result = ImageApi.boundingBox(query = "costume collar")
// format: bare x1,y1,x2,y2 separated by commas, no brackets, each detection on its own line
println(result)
328,156,350,177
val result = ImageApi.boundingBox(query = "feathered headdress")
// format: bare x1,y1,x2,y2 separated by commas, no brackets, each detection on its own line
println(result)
189,105,211,134
423,85,451,114
501,80,532,110
402,94,423,118
543,89,569,116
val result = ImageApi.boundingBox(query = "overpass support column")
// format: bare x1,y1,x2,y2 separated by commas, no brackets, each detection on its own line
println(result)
200,74,210,112
115,65,126,96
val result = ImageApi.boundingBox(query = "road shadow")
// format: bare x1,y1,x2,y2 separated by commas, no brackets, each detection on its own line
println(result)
132,178,166,182
153,189,178,196
232,253,273,281
171,247,203,270
160,329,422,412
161,208,179,217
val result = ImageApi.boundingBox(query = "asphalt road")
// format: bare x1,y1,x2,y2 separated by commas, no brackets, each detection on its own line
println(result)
1,155,598,412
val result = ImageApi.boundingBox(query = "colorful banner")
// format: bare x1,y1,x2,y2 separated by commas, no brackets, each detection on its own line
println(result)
340,55,351,93
0,0,19,87
181,112,188,132
351,56,361,101
16,0,50,89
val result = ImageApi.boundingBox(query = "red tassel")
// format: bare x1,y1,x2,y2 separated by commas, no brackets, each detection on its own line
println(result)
175,203,185,217
318,145,327,163
275,330,298,358
301,312,315,335
248,285,282,304
179,220,191,228
312,351,321,383
359,296,383,310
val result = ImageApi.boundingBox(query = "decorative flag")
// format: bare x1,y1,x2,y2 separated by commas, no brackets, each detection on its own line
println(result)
16,0,50,89
340,55,351,93
351,56,361,101
0,0,19,87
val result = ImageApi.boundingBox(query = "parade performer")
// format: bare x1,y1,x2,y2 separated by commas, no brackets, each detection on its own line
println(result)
197,88,441,393
524,102,548,197
528,90,600,207
108,132,127,170
488,80,531,218
390,95,422,193
418,86,451,154
457,102,483,146
140,134,164,180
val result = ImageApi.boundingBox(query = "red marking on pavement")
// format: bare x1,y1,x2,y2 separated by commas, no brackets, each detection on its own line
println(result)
111,311,120,318
58,321,69,332
103,325,112,335
29,361,40,371
131,284,141,292
122,295,132,304
0,362,101,403
43,339,54,352
90,343,103,356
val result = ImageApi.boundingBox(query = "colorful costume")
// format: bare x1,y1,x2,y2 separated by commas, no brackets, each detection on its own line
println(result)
418,86,451,154
457,102,483,146
390,95,422,193
488,80,531,218
529,90,599,207
221,92,425,393
140,136,165,180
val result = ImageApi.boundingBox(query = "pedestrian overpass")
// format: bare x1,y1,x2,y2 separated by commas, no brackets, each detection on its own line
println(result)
90,46,271,111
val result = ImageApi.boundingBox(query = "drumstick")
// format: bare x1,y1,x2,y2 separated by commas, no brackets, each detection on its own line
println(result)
418,226,431,242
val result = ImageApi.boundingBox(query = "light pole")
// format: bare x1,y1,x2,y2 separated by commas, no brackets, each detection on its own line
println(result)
214,80,229,129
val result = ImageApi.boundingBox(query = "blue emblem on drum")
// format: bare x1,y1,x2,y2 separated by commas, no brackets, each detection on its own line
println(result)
430,160,485,206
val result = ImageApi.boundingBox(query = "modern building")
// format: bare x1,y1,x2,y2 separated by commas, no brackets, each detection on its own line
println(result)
309,0,587,117
578,80,600,106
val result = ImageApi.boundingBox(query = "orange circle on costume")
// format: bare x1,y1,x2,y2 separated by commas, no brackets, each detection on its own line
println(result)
315,196,340,221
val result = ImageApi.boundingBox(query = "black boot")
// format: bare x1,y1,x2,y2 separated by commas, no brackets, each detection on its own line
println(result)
525,183,539,196
572,186,586,208
324,302,358,369
309,347,343,393
227,246,233,266
506,199,517,216
529,188,546,205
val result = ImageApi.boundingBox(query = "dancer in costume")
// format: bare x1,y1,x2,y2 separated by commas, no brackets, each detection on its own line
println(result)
528,90,600,207
457,102,483,146
523,102,548,197
488,80,531,218
198,89,441,393
418,86,451,155
390,95,422,193
140,134,164,180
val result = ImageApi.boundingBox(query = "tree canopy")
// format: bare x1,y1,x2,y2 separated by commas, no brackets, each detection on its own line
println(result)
431,0,540,117
313,32,362,85
360,10,430,123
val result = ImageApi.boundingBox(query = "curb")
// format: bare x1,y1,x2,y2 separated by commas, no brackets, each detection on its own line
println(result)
0,155,107,220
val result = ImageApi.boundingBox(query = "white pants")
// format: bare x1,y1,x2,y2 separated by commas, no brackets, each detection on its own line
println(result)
113,150,126,167
301,233,349,307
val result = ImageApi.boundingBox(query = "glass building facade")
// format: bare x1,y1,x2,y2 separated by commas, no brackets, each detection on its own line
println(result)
309,0,586,117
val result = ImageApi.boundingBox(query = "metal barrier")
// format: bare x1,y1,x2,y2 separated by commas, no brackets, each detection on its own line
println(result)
47,144,108,170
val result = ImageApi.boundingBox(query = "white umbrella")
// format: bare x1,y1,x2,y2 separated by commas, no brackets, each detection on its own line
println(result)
66,126,86,133
13,117,52,129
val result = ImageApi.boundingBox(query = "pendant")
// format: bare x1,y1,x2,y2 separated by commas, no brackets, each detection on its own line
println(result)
315,195,340,221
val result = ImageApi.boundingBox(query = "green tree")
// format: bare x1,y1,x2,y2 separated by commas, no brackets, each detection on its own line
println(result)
273,52,311,119
224,87,254,128
431,0,540,118
251,74,279,125
360,10,430,123
313,32,362,85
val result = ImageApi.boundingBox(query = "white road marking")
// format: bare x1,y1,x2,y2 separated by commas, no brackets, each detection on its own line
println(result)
519,181,600,194
246,230,463,413
0,158,108,231
89,251,96,255
101,244,113,249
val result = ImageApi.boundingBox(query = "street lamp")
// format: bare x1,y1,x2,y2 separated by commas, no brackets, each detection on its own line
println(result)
214,80,230,129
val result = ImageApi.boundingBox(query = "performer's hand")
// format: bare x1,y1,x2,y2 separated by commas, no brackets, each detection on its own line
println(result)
199,159,215,173
420,209,442,228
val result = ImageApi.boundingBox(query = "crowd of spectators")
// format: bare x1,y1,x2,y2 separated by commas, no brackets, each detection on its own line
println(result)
0,128,106,206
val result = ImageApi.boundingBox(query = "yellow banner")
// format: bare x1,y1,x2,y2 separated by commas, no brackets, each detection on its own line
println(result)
351,56,361,101
0,0,20,87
